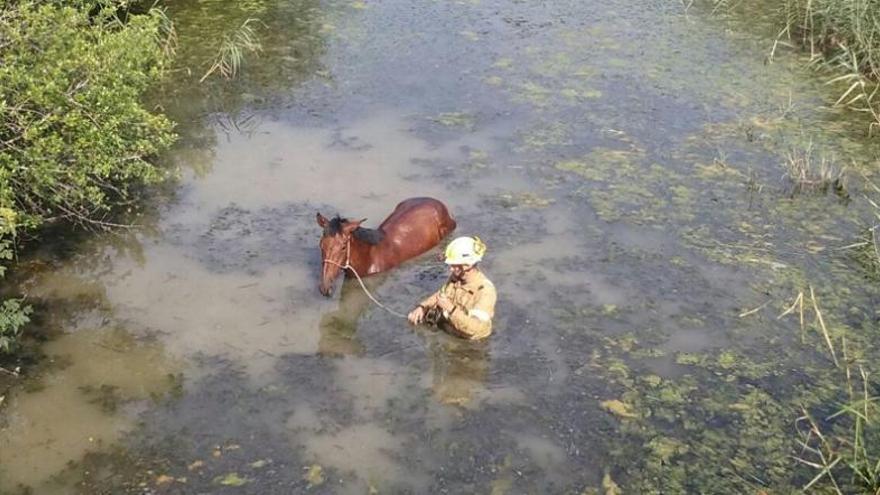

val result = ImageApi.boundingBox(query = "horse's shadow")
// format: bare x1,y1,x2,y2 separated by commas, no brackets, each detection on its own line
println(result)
317,275,388,357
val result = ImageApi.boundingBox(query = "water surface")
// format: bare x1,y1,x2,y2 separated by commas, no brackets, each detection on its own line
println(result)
2,0,880,493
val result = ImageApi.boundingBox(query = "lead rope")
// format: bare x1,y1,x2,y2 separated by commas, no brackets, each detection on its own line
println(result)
323,238,409,318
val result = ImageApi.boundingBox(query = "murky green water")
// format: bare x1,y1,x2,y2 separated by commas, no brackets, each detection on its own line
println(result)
3,0,880,493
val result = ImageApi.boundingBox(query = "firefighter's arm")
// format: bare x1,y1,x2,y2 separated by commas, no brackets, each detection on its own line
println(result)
408,285,448,325
447,286,496,338
418,289,442,310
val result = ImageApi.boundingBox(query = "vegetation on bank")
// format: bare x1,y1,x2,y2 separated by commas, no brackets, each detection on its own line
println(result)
0,238,30,354
780,0,880,131
773,3,880,485
710,2,880,485
714,0,880,131
0,1,176,354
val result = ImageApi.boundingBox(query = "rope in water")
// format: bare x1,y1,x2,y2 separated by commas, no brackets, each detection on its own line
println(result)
322,239,409,318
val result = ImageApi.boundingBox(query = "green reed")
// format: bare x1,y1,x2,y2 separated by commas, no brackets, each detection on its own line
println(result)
781,0,880,133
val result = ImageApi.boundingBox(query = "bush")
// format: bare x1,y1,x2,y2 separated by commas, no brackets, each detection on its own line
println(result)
0,1,176,352
0,229,30,355
0,291,31,355
0,1,176,231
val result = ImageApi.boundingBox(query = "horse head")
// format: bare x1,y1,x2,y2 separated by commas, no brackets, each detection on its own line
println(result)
316,212,365,297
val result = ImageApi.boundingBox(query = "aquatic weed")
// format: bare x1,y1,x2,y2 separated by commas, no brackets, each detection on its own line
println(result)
200,18,263,82
782,141,849,198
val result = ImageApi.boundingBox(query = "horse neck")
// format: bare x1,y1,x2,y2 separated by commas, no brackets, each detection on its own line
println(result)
347,235,374,274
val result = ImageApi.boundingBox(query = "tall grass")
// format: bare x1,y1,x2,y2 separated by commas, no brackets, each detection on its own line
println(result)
779,0,880,133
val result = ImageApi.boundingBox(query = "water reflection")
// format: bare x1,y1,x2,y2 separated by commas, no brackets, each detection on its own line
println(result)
318,277,375,357
9,0,880,490
161,0,330,117
425,334,490,407
300,422,429,495
0,328,179,494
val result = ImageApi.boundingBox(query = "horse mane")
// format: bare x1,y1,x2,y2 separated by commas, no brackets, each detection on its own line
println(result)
353,227,385,245
324,216,346,236
325,215,385,245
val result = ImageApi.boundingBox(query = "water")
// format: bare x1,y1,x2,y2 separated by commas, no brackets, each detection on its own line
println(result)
3,0,880,493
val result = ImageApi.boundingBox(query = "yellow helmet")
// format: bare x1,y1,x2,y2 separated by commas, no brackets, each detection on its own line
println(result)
444,236,486,265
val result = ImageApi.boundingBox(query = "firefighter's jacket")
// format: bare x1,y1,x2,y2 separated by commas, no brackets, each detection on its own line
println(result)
418,270,497,340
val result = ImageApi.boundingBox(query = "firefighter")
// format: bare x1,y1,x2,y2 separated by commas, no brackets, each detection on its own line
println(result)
408,236,497,340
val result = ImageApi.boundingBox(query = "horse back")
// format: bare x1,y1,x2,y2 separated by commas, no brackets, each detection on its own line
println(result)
376,197,456,262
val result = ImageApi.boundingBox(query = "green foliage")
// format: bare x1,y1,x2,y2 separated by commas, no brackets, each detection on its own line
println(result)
0,233,31,355
0,294,31,355
0,1,176,353
0,1,176,230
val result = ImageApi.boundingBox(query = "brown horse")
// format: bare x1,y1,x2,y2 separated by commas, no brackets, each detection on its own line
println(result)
316,197,456,296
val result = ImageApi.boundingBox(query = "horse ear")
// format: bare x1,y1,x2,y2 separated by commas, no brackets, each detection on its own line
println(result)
316,212,328,228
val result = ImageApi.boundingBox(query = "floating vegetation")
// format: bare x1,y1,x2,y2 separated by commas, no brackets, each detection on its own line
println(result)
515,81,554,107
492,57,513,69
555,147,646,182
780,0,880,133
489,192,554,209
842,174,880,280
518,122,571,150
600,399,638,419
578,264,880,493
427,111,477,130
795,365,880,494
9,0,880,494
602,471,622,495
213,472,249,486
484,75,504,86
531,52,574,78
305,464,325,487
